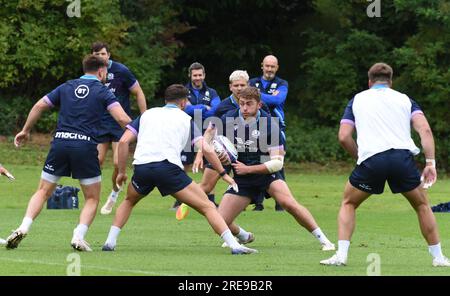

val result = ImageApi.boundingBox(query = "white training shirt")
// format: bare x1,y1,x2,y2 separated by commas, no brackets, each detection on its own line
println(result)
126,104,202,169
340,84,423,164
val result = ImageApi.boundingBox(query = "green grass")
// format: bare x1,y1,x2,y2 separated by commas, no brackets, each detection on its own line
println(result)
1,163,450,276
1,140,450,275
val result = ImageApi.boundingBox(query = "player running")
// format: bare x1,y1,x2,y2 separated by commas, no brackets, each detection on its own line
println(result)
5,55,131,251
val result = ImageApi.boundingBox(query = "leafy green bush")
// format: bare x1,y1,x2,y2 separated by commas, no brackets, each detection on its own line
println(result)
284,116,351,164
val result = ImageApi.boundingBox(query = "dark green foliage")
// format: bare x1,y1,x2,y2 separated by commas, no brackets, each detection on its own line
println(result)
0,0,448,169
285,115,351,163
0,0,185,132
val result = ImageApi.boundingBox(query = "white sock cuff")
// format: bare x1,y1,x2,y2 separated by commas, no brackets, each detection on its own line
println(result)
111,225,121,233
19,216,34,233
220,229,232,239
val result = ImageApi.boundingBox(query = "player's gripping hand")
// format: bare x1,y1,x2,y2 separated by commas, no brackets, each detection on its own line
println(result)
0,167,15,180
217,151,231,165
14,130,30,147
421,165,437,189
232,160,250,175
221,174,238,193
116,173,128,189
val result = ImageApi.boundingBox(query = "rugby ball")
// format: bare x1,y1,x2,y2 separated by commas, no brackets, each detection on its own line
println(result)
212,135,238,164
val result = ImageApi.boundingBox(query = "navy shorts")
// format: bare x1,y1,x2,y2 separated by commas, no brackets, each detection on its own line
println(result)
225,172,283,201
131,160,192,196
349,149,421,194
97,123,124,143
181,151,195,165
43,140,101,179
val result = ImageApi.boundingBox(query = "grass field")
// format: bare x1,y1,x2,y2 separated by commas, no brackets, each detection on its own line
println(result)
0,140,449,276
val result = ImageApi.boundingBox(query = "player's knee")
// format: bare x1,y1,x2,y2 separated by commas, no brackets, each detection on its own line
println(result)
200,182,214,193
276,195,295,210
414,202,430,213
41,187,55,198
124,195,139,207
278,198,295,212
197,200,216,216
342,197,359,208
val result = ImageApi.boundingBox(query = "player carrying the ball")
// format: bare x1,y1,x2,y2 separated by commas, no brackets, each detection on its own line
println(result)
101,84,257,255
217,86,335,251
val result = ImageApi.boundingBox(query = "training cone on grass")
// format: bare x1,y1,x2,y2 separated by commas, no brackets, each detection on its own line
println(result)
176,203,189,221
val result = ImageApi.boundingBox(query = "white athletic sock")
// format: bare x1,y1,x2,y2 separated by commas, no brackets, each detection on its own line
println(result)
109,190,119,202
18,217,33,233
236,227,250,242
311,228,331,245
429,243,444,260
105,225,121,246
73,224,89,240
221,229,241,249
337,240,350,259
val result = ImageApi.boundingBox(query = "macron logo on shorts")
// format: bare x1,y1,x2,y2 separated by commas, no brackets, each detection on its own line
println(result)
45,164,54,172
358,184,372,191
55,132,91,141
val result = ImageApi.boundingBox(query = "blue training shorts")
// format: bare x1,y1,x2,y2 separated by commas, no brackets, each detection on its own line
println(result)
43,140,101,179
349,149,421,194
225,171,283,201
131,160,192,196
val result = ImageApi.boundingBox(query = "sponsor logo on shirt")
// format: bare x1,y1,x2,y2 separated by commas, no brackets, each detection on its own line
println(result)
74,85,89,99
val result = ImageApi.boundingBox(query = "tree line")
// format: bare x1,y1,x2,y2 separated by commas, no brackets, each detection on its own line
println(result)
0,0,448,169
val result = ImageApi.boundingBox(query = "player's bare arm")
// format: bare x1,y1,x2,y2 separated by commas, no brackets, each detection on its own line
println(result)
108,104,132,128
14,98,51,147
338,123,358,159
116,129,136,187
232,147,285,175
130,83,147,114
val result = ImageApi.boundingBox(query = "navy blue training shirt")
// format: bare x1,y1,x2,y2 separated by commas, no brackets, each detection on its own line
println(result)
44,74,119,143
100,60,138,127
220,109,284,167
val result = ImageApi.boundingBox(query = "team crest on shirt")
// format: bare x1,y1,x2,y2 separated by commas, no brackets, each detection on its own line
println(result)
251,130,260,138
74,85,89,99
107,73,114,80
203,90,211,102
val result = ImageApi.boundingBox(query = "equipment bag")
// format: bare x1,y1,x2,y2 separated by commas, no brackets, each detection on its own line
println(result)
47,185,80,209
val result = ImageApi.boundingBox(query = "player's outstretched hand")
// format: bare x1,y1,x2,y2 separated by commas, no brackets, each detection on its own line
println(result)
203,122,217,145
0,167,15,180
116,173,128,189
421,166,437,189
222,174,238,193
192,152,203,174
14,130,30,148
